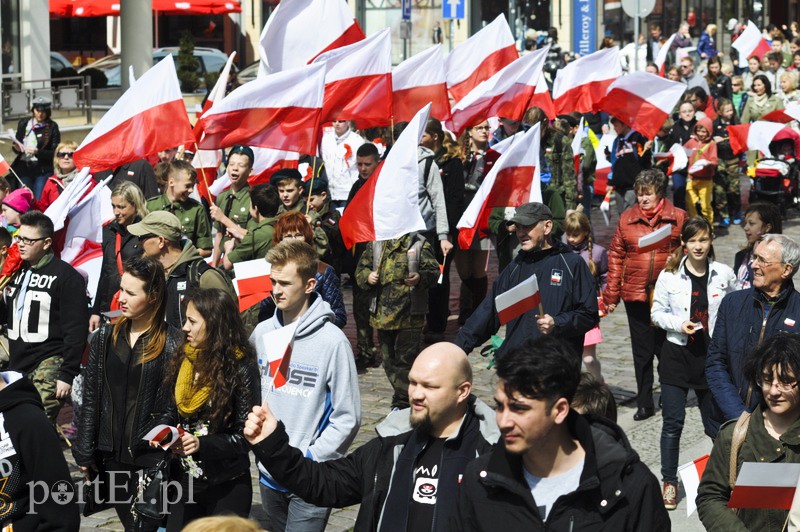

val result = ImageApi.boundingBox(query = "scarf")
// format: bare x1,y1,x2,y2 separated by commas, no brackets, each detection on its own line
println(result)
56,168,79,188
640,198,665,220
175,345,211,417
751,92,770,110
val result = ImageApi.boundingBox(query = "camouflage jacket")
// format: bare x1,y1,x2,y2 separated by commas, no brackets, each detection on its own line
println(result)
355,235,439,330
542,131,577,210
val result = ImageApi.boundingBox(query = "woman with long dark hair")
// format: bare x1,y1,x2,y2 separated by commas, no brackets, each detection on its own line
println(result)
73,256,183,531
741,74,784,123
163,288,260,530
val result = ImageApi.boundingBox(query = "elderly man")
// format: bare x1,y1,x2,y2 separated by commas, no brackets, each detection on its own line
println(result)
244,342,498,532
706,234,800,437
680,56,711,93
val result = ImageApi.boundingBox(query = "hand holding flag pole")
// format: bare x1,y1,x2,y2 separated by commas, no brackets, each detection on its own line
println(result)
437,250,448,285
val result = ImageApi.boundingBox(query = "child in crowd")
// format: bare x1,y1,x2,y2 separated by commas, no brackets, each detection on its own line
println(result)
355,234,438,409
0,188,34,237
711,99,741,227
669,101,698,210
684,117,718,225
731,76,749,118
563,211,607,383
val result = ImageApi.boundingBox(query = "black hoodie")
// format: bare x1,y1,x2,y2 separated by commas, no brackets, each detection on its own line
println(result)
0,371,79,531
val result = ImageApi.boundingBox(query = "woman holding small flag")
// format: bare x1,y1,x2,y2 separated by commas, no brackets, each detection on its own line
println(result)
604,170,687,421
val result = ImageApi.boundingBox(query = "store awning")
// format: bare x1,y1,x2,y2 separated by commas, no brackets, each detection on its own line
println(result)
50,0,242,17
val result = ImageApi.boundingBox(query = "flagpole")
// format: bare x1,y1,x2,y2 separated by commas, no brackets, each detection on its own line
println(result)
305,157,317,214
6,167,25,189
193,142,212,200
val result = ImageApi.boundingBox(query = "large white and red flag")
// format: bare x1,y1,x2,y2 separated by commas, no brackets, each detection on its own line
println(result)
732,21,772,60
447,47,548,135
195,62,325,155
553,47,621,115
73,55,195,172
495,274,541,324
728,462,800,509
728,122,786,156
0,154,10,176
339,104,430,248
445,14,518,103
655,34,676,75
208,148,301,196
258,0,364,75
678,454,709,517
392,45,450,122
760,103,800,123
531,76,556,119
456,123,542,248
312,28,393,128
594,72,685,139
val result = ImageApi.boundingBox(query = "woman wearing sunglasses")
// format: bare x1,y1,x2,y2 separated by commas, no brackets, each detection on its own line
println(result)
39,141,80,211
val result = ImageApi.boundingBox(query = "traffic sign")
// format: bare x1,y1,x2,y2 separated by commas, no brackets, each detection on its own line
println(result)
621,0,655,18
443,0,464,20
402,0,411,20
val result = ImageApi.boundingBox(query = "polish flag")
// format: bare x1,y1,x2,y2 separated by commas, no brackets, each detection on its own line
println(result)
0,154,10,176
655,34,676,76
531,76,556,119
593,130,614,196
232,258,272,312
445,14,518,103
257,321,299,390
677,454,709,517
761,103,800,123
732,20,772,60
653,143,689,174
339,104,430,248
392,45,450,122
571,117,586,176
594,72,685,139
258,0,364,75
74,55,195,172
448,47,548,135
199,51,236,117
456,123,542,248
495,274,541,324
728,122,786,157
68,240,104,303
192,149,222,202
728,462,800,509
195,62,325,155
209,148,300,196
312,28,393,128
553,47,622,115
638,224,673,253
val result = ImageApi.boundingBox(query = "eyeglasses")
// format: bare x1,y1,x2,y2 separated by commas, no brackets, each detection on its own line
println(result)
758,374,799,392
17,235,47,245
283,233,306,240
57,152,74,159
472,126,491,131
680,64,692,69
751,254,785,266
138,234,157,242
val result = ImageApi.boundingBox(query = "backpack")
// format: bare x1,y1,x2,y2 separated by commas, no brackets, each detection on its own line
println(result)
185,259,235,295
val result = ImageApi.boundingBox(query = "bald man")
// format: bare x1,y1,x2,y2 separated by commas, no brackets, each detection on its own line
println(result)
245,343,499,532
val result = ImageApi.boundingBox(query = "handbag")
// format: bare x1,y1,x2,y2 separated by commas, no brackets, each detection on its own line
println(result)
132,454,172,524
81,466,112,517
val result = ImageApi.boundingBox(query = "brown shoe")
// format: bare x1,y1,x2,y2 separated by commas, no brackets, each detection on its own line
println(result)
662,481,678,510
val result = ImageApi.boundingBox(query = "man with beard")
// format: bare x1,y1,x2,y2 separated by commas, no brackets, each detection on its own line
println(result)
243,342,498,532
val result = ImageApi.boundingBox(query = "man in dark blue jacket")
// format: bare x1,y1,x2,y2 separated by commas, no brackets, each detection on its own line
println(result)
706,233,800,437
455,202,598,360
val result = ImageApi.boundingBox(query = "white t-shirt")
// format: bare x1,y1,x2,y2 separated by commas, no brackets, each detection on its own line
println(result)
523,459,584,521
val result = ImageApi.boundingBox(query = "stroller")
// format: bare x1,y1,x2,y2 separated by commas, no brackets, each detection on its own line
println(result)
751,126,800,216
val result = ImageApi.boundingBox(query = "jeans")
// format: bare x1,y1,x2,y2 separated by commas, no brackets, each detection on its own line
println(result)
22,172,48,200
260,485,330,532
660,383,713,482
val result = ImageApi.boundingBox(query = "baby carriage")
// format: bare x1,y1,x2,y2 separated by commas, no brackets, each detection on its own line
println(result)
750,127,800,216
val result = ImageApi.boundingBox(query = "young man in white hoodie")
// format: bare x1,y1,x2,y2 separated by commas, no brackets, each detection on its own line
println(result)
250,239,361,532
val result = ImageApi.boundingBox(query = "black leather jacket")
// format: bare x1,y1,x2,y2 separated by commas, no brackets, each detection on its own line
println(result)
163,353,260,486
72,324,183,467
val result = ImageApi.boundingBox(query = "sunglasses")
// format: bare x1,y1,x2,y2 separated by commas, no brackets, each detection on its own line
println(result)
57,152,74,159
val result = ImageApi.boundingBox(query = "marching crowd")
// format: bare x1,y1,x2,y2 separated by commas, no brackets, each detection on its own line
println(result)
5,12,800,532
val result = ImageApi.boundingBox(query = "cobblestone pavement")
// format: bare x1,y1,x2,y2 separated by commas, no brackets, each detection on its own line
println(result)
73,180,800,531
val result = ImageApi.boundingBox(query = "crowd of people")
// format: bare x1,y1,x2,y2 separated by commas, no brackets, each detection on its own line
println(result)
4,14,800,532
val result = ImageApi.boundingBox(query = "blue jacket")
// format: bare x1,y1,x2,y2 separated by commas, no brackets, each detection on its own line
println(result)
455,240,598,359
697,31,718,58
705,283,800,437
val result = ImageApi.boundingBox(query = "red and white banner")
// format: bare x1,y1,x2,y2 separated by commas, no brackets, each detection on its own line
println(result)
571,117,586,177
728,462,800,509
456,124,542,248
312,28,393,128
142,424,185,449
761,103,800,123
531,75,556,119
553,47,621,115
74,55,195,172
258,0,364,75
209,148,301,196
678,454,709,517
732,20,772,60
448,47,548,135
728,122,786,156
233,258,272,312
0,154,10,176
594,72,685,139
495,274,541,324
256,321,299,390
392,45,450,122
339,104,430,248
638,224,672,253
445,14,518,103
655,34,676,76
195,62,325,155
653,142,689,174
